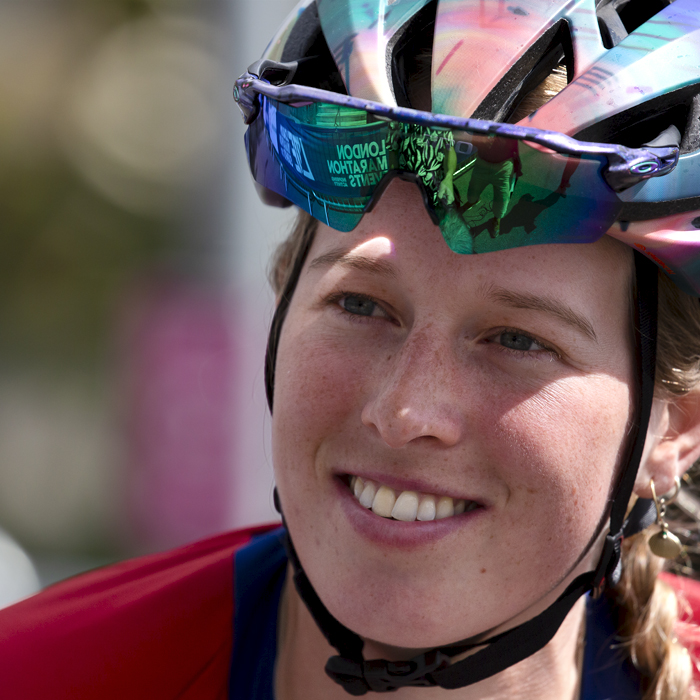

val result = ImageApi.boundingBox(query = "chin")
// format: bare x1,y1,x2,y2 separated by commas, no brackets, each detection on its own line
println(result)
312,566,493,649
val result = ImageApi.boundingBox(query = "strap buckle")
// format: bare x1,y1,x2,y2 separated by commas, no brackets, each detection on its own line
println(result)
593,530,624,592
325,649,451,695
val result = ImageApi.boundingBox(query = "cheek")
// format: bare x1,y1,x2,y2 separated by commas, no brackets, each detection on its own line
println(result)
271,322,371,485
484,374,632,560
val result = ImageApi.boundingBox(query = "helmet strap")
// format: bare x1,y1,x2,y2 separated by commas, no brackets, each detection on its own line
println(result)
264,220,316,412
271,250,659,694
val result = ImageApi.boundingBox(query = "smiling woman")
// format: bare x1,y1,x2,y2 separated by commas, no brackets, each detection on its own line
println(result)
274,179,635,645
245,1,700,695
263,202,696,700
2,1,700,699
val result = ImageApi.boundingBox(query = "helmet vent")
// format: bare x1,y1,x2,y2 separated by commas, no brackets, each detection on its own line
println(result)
390,0,438,111
681,94,700,155
574,84,700,152
472,20,574,123
507,64,568,124
280,1,346,94
596,0,675,50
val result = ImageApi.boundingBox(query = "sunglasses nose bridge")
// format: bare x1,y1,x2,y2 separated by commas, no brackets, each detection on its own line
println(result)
362,172,441,226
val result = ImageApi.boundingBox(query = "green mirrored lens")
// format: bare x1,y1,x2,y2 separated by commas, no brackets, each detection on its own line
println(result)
248,98,621,250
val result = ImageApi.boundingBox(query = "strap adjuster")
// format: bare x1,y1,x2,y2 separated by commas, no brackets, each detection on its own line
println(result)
593,530,624,590
325,649,451,694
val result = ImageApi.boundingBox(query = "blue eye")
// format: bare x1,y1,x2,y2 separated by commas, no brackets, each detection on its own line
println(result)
342,295,378,317
499,332,538,352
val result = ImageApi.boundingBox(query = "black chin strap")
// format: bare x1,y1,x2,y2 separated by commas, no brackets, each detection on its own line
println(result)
270,252,659,694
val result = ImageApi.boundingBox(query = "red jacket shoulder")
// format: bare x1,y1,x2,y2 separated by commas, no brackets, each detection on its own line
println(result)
0,522,279,700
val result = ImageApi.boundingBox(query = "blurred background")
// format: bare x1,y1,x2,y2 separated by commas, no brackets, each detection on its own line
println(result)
0,0,299,601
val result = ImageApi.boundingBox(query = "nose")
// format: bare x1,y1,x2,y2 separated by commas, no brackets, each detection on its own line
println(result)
361,326,466,449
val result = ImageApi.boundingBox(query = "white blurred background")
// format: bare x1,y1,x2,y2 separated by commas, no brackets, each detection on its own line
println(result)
0,0,299,602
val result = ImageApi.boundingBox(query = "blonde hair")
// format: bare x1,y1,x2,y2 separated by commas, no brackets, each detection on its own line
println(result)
613,531,697,699
267,68,700,700
611,271,700,700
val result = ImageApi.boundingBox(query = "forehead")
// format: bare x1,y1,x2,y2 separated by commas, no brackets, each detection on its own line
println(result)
308,180,634,305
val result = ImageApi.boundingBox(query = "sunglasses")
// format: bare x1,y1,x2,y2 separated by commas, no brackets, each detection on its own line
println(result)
235,65,678,255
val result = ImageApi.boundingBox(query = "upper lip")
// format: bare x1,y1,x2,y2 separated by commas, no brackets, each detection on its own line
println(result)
337,469,485,505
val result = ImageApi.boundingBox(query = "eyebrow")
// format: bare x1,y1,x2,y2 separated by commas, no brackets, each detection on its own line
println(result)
483,284,598,343
308,248,397,279
307,253,597,342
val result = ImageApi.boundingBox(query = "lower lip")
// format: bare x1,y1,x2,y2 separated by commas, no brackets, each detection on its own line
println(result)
335,477,485,549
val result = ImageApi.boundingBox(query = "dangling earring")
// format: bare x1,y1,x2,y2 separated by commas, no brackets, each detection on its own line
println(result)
648,477,683,559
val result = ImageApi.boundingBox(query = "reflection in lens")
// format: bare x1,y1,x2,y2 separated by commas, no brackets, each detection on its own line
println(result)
248,98,622,252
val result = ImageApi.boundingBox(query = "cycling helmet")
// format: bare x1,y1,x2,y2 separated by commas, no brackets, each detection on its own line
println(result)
235,0,700,693
245,0,700,294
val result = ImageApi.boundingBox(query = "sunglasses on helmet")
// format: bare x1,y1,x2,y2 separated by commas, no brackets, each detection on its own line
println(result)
235,62,679,255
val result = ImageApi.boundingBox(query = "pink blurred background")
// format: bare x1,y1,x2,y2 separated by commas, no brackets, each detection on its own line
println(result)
0,0,299,596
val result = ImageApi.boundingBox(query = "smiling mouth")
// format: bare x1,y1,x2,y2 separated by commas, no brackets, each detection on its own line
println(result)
349,476,480,522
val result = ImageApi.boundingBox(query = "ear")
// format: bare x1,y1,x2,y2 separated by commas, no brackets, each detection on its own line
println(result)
634,389,700,499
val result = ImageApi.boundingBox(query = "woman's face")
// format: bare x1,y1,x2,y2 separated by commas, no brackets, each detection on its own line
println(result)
272,180,635,649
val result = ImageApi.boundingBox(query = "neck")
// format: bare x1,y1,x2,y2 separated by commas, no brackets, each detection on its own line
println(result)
274,570,586,700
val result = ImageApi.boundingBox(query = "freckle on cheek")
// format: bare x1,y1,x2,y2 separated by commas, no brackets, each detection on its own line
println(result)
480,568,486,574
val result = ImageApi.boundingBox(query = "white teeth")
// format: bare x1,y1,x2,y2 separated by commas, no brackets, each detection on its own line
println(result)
372,485,396,518
436,496,455,519
350,476,477,522
353,476,365,499
359,480,377,508
416,495,437,521
391,491,419,521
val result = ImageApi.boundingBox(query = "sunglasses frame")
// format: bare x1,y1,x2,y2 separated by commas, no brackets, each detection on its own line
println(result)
234,63,679,194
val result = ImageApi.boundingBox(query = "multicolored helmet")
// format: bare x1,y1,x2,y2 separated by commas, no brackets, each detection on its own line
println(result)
237,0,700,294
235,0,700,694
